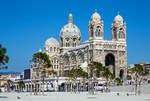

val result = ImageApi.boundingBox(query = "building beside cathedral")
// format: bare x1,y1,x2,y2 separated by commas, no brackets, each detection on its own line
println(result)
44,11,127,79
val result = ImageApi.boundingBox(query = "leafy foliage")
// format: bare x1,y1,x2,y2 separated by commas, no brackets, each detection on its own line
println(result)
88,61,103,78
126,75,132,80
88,61,115,92
88,61,115,80
69,67,89,79
32,52,52,69
0,44,9,70
115,77,123,85
32,52,52,77
18,80,25,92
131,64,149,95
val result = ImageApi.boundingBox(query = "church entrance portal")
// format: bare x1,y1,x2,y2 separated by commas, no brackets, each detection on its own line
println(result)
105,53,115,75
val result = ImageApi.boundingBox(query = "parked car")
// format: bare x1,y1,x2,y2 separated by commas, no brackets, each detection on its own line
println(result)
95,84,107,91
43,83,55,92
47,83,55,91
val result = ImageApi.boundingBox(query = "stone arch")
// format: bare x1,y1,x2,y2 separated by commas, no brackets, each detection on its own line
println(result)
105,53,115,75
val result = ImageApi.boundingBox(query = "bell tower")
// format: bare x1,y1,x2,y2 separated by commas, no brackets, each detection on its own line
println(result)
111,13,126,41
88,11,104,40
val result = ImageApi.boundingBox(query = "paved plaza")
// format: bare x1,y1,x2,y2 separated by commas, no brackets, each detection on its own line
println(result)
0,85,150,101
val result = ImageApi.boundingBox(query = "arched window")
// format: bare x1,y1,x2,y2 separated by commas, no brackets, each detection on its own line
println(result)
114,33,117,39
54,47,56,52
61,37,63,47
66,43,70,47
123,33,125,39
120,31,123,38
91,26,93,37
50,47,52,51
98,30,101,37
95,30,97,37
54,58,56,63
73,43,76,47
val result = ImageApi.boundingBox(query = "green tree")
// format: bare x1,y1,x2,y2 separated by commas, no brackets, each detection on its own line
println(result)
68,67,89,93
102,67,115,92
126,75,132,80
88,61,115,93
88,61,103,78
115,77,122,85
132,64,149,95
0,44,9,70
32,52,52,95
18,80,25,92
88,61,105,94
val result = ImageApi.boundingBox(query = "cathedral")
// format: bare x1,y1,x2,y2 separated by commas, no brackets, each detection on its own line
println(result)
44,11,127,79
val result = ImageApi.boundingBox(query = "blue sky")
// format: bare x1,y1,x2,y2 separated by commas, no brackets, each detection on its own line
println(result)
0,0,150,72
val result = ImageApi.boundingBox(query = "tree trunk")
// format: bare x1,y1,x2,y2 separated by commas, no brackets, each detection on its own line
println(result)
135,83,137,96
42,78,44,95
135,75,138,96
138,78,143,95
39,82,41,96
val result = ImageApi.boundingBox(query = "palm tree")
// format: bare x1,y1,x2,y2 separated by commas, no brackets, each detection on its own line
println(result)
88,61,104,93
102,66,115,92
68,67,89,93
80,69,89,92
126,75,132,80
32,51,52,95
68,67,78,93
115,77,122,85
0,44,9,70
18,81,25,92
131,64,149,95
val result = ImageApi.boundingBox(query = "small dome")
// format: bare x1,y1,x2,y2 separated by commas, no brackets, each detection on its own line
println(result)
91,11,101,21
60,13,81,38
114,14,123,22
45,37,59,47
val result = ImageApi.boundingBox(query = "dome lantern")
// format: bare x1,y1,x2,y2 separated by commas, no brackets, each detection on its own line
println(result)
60,13,81,38
114,13,124,23
91,11,101,22
68,13,73,24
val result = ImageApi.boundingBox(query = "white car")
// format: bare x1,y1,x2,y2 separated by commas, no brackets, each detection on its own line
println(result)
95,84,107,91
47,84,55,91
42,83,55,92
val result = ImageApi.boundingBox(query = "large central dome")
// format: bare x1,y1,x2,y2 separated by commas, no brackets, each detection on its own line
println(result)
60,13,81,38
